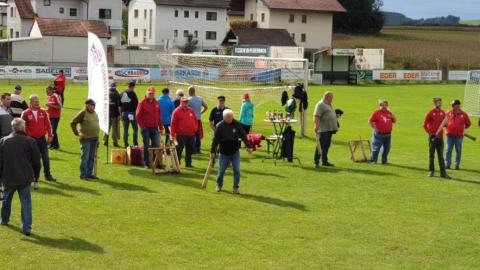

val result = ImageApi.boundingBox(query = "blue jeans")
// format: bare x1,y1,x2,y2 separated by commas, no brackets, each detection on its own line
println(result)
50,118,60,148
122,112,138,147
371,132,391,164
141,128,160,167
80,140,98,178
35,137,51,177
446,136,463,167
216,151,241,188
1,185,32,233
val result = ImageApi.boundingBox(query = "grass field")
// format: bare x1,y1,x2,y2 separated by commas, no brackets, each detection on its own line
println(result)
1,82,480,270
461,20,480,26
333,26,480,70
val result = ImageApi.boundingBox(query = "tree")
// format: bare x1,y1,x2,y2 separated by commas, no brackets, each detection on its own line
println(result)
334,0,384,34
182,34,198,54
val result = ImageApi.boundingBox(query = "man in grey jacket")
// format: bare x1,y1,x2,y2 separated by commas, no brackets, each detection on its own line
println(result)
0,93,13,139
0,118,41,236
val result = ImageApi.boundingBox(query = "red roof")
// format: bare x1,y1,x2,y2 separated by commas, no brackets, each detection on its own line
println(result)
15,0,36,19
36,18,111,38
262,0,346,12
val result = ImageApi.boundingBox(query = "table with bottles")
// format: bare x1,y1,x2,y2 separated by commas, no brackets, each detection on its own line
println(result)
263,110,298,160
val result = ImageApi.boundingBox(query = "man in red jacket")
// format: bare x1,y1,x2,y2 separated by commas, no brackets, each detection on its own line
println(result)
136,87,164,168
54,70,66,105
21,95,56,182
423,97,449,179
170,97,198,168
45,85,62,150
436,99,471,170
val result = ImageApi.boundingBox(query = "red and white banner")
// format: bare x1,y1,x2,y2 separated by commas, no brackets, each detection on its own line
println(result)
87,32,109,134
373,70,442,81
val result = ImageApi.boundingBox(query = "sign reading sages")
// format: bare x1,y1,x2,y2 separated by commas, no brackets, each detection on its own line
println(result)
87,32,110,134
373,70,442,81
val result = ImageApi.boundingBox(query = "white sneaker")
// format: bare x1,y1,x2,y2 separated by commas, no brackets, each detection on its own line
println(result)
216,186,222,192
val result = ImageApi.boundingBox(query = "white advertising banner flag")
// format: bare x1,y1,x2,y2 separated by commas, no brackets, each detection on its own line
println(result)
87,32,109,134
373,70,442,81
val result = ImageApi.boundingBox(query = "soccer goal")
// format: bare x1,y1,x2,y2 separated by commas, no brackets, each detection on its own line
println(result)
464,70,480,117
158,53,309,135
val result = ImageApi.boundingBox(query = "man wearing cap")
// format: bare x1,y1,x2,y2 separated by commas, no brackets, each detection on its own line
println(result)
136,87,164,168
436,99,471,170
104,83,121,148
0,93,13,139
157,88,175,144
173,89,184,108
313,91,338,168
187,86,208,153
71,99,100,180
170,97,198,168
424,98,449,179
369,99,396,164
54,70,66,105
21,95,56,182
45,85,62,150
120,80,139,148
211,109,252,194
10,85,28,118
209,96,228,131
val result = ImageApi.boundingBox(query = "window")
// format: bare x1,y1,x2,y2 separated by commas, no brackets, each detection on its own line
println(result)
99,9,112,19
194,30,198,38
289,14,294,23
9,28,13,38
174,10,178,17
301,33,306,42
10,7,14,17
261,13,265,22
183,30,189,37
144,29,147,37
206,31,216,40
291,33,295,41
15,31,19,38
43,0,51,6
206,12,217,21
149,9,153,38
195,11,199,18
174,30,178,38
184,10,189,18
302,14,307,23
134,9,139,18
59,7,64,14
70,8,77,16
144,9,147,19
250,13,253,20
133,28,138,37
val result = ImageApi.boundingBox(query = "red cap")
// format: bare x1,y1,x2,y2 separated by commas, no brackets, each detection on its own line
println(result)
147,86,156,94
243,92,250,99
181,97,189,102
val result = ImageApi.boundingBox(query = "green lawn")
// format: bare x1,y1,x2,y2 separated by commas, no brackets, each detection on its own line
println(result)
1,82,479,270
461,20,480,26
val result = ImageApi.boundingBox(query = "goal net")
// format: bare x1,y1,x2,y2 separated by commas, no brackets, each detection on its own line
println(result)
464,70,480,117
158,53,309,134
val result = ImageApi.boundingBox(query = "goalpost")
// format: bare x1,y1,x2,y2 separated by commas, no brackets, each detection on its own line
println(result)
158,53,309,136
464,70,480,117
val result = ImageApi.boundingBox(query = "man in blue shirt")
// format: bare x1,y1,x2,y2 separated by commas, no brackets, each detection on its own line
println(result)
209,96,228,131
157,88,175,144
187,86,208,153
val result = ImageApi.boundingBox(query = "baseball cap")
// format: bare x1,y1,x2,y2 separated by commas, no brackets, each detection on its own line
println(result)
147,86,156,94
243,92,250,99
128,80,136,87
451,99,461,106
181,97,189,102
15,85,22,91
85,99,96,105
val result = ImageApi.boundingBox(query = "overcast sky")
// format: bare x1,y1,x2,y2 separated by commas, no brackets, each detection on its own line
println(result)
382,0,479,20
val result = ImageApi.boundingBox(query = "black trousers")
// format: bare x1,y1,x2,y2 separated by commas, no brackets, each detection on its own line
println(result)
429,135,446,174
176,135,194,166
314,131,333,165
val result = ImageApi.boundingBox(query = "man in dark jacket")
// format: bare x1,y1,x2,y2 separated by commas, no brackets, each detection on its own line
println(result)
0,118,41,236
210,109,252,194
120,80,139,148
104,83,121,147
0,93,13,139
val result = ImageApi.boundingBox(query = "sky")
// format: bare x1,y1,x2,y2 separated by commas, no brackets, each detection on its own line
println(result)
381,0,479,20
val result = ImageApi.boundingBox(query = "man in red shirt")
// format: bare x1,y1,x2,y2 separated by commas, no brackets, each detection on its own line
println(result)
21,95,56,182
170,97,198,168
436,99,471,170
423,97,449,179
54,70,66,105
45,85,62,150
136,87,164,168
368,99,396,164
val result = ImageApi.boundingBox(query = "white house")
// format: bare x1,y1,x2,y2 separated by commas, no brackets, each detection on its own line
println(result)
244,0,345,59
128,0,229,52
6,0,122,47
